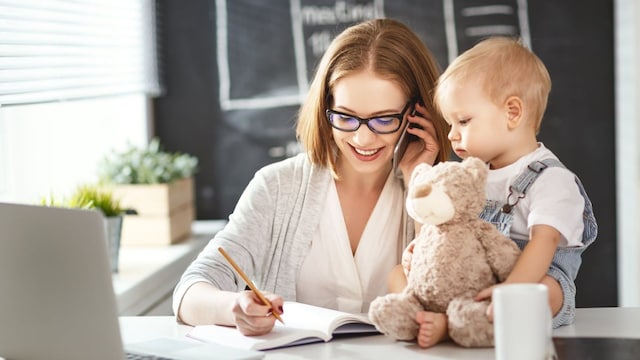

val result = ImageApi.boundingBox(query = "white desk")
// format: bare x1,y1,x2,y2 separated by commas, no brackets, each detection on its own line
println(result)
119,307,640,359
112,220,225,315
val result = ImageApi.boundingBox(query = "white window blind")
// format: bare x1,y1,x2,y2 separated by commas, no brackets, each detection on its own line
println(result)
0,0,161,106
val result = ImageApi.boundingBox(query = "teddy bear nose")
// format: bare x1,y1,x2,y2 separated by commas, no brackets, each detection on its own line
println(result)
414,184,432,198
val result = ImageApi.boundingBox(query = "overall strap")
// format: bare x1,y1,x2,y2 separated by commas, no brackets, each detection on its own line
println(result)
502,158,565,213
512,158,565,194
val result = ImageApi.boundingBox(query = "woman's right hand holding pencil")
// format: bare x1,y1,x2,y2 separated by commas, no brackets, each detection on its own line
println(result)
232,290,284,336
218,246,284,336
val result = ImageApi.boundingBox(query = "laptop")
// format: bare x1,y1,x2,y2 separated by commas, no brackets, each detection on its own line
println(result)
0,202,263,360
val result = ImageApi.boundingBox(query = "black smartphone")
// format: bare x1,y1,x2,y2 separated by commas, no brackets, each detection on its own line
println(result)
392,105,423,178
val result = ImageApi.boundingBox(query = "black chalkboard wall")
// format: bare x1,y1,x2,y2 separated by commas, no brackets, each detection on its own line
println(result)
153,0,616,307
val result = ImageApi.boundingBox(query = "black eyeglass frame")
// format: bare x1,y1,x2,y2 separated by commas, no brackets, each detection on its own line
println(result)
325,100,414,134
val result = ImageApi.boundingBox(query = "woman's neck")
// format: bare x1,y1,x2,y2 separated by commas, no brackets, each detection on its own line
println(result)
335,160,390,193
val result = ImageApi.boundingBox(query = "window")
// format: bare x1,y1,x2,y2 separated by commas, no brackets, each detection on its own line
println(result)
0,0,160,204
0,0,160,104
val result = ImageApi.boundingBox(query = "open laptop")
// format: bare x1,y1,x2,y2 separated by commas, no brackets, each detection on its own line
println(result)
0,202,263,360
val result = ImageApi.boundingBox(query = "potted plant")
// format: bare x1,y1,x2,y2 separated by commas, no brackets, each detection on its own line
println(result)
41,184,124,273
98,138,198,246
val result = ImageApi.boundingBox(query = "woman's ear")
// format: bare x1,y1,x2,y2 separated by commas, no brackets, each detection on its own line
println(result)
505,96,523,129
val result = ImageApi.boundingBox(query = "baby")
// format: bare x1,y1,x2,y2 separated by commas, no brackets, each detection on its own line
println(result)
391,37,597,348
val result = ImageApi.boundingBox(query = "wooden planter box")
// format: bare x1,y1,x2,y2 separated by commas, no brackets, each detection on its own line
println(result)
112,177,195,246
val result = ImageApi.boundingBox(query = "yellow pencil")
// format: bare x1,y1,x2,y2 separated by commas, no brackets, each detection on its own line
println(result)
218,247,285,324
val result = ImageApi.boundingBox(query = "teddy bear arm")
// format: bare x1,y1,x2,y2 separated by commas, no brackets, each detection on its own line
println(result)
476,223,521,282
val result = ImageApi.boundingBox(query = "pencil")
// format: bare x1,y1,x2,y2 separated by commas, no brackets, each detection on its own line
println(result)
217,247,285,324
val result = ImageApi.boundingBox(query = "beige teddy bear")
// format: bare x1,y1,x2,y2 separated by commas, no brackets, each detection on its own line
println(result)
369,157,521,347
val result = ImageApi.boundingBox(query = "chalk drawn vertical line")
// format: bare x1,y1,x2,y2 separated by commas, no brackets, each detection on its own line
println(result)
517,0,532,49
290,0,308,99
443,0,458,64
374,0,385,17
215,0,231,110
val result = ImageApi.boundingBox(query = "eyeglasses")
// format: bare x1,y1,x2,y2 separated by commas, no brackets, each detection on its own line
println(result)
325,101,413,134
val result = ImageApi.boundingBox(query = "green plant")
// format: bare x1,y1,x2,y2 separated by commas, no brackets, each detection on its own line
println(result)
98,138,198,184
40,184,124,217
69,184,123,217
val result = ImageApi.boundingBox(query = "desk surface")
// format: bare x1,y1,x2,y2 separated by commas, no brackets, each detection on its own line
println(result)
120,307,640,359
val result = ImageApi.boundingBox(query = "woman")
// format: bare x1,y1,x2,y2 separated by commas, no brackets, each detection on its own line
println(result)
172,18,451,336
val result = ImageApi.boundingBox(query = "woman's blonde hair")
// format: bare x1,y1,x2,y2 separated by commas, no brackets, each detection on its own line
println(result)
296,18,451,175
434,37,551,134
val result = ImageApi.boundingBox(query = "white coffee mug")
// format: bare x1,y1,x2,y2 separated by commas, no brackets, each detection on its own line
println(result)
493,283,552,360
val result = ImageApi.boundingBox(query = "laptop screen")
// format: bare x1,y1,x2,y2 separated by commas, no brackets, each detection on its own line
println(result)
0,202,125,360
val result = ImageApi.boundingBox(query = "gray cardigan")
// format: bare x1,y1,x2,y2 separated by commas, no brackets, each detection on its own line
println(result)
172,153,414,316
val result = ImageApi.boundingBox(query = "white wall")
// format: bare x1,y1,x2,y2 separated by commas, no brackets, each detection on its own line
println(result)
0,94,150,204
0,2,638,307
615,0,640,306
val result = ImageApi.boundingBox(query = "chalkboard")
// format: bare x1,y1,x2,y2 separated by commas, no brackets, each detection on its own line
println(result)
153,0,616,307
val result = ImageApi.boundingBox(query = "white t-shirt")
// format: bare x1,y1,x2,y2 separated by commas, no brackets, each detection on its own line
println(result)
296,172,404,313
485,143,585,247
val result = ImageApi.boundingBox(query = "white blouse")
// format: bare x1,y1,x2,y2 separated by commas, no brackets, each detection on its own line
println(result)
296,172,404,313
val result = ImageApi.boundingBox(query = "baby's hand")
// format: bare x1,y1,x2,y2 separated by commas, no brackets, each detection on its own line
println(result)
474,285,495,302
474,285,496,322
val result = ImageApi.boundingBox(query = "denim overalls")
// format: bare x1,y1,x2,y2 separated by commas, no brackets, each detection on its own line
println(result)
479,159,598,328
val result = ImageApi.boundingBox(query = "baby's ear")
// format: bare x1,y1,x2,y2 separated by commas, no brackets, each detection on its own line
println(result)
409,163,432,188
505,96,524,128
462,157,488,184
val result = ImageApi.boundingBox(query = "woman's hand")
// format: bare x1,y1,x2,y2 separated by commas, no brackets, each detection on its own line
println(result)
232,290,284,336
401,239,417,277
388,239,418,292
398,102,440,183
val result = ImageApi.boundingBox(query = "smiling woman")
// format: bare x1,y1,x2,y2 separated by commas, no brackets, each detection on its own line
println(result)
171,18,451,338
327,68,411,179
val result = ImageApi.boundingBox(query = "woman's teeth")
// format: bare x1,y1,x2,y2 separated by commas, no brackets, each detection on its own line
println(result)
355,148,379,156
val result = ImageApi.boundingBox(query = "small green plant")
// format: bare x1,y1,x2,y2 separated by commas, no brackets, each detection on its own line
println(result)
40,184,123,217
69,184,123,217
98,138,198,184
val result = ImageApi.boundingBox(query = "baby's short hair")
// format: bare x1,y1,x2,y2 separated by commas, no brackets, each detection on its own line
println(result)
435,37,551,134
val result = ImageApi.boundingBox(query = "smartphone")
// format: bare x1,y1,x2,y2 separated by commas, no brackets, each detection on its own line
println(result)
392,105,423,178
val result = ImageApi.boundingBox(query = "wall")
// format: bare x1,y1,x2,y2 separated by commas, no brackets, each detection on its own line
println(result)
615,0,640,306
154,0,618,307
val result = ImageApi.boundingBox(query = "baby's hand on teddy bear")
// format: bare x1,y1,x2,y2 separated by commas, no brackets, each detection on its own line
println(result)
474,285,496,322
474,286,494,302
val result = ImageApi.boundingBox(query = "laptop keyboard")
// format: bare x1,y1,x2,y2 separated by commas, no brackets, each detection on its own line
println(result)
125,351,175,360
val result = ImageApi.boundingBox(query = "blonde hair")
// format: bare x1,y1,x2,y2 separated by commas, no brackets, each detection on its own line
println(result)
434,37,551,133
296,18,451,176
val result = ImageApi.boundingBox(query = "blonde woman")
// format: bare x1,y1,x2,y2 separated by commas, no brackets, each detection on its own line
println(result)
173,18,451,336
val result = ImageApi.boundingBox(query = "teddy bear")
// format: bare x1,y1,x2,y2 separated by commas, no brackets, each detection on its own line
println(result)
368,157,521,347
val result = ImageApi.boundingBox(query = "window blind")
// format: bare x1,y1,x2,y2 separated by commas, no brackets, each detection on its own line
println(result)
0,0,161,106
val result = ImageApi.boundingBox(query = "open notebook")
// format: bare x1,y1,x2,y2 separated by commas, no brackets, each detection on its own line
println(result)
0,202,263,360
188,301,379,351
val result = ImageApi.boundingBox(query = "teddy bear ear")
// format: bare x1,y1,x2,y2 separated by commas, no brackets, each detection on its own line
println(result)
462,157,488,183
409,162,433,188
